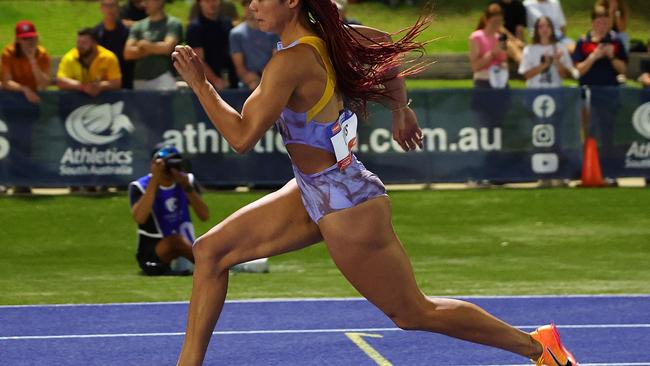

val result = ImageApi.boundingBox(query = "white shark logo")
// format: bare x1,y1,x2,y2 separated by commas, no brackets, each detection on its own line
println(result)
0,119,9,160
632,102,650,140
165,197,178,212
65,101,134,145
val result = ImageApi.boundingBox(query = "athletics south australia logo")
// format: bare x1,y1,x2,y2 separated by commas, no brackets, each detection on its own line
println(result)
625,102,650,169
65,101,134,145
0,119,9,160
59,101,135,176
632,102,650,140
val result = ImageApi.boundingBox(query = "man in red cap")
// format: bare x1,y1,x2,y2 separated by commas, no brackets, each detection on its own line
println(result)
1,20,51,104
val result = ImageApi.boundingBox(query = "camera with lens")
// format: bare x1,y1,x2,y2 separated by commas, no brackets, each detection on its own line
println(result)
163,155,184,173
498,32,507,50
153,146,185,173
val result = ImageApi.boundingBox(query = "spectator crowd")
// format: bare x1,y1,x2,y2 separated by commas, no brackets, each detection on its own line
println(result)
2,0,648,104
1,0,281,103
467,0,649,188
0,0,281,195
0,0,649,195
470,0,649,90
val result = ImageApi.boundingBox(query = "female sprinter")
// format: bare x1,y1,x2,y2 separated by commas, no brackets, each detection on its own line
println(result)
172,1,577,365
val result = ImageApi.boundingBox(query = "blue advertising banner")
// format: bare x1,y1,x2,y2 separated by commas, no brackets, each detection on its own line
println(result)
0,89,290,186
0,87,627,187
359,88,583,182
591,87,650,177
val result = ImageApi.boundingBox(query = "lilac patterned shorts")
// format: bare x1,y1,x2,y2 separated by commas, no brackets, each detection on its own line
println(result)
292,156,387,223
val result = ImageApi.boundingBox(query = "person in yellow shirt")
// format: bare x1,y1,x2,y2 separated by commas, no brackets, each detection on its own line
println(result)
57,27,122,96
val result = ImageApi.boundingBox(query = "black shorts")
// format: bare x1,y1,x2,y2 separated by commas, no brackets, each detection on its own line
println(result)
136,235,170,276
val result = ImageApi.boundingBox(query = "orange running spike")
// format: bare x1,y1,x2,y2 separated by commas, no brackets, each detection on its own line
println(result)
530,324,579,366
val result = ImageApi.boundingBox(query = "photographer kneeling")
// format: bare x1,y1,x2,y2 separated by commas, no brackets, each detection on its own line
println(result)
129,146,209,275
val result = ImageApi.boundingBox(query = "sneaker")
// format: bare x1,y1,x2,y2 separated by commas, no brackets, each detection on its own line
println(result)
466,179,491,189
530,324,578,366
231,258,269,273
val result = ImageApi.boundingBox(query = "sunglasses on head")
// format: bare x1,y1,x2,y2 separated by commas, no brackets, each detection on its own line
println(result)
155,146,180,159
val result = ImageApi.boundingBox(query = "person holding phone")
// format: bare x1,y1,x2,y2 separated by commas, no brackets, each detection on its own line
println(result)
470,4,509,89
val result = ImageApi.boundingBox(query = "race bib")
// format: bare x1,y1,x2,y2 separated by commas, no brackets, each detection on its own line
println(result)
329,110,358,171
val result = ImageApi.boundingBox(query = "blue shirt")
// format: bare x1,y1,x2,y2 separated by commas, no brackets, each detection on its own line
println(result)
95,21,134,89
229,22,278,75
572,31,628,86
186,14,238,87
129,174,197,243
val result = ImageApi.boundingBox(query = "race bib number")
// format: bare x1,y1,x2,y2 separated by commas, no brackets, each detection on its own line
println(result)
329,110,358,171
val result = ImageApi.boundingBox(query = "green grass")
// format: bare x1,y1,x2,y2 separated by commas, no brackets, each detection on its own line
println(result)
404,78,645,89
0,0,196,57
348,4,650,54
0,1,648,56
406,79,529,89
1,188,649,305
0,1,649,305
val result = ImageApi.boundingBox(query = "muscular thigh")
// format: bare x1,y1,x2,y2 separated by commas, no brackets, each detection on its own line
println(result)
196,179,322,267
318,197,425,312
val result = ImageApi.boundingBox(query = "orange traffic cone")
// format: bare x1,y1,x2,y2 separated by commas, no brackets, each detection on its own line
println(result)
581,137,605,187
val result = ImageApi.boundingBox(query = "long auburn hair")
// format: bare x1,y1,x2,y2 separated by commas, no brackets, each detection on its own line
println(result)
532,16,558,44
14,40,40,59
476,3,502,31
298,0,431,114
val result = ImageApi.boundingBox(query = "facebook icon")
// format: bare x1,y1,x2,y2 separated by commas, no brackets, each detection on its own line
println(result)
533,95,556,119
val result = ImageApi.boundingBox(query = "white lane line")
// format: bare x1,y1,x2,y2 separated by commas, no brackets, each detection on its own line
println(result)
558,324,650,329
572,364,650,366
2,323,650,341
0,328,400,340
1,294,649,308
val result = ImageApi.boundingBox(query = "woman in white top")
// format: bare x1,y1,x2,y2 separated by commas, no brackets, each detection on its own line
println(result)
519,16,577,88
523,0,574,52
